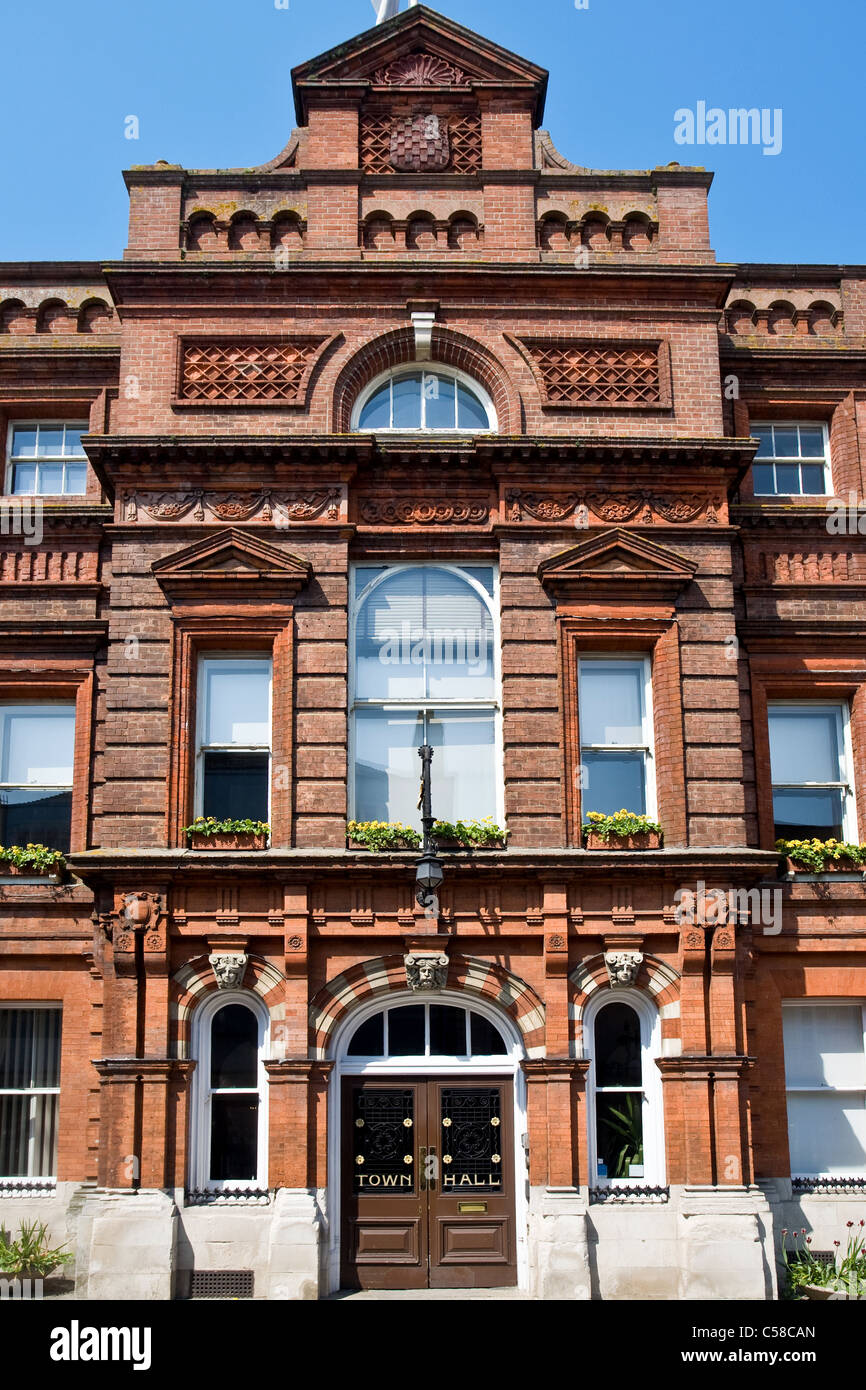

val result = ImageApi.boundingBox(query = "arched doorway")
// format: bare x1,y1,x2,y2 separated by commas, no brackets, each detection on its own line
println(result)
328,991,527,1291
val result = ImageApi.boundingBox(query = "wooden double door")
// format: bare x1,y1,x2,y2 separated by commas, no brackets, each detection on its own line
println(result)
341,1076,517,1289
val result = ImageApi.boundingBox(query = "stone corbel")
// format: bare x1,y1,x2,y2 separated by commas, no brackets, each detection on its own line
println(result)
410,309,436,361
604,950,643,988
404,951,449,992
209,952,249,990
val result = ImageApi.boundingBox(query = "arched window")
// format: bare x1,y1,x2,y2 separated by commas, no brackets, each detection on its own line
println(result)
352,367,495,433
586,992,664,1187
190,994,269,1191
345,1001,509,1061
350,563,501,826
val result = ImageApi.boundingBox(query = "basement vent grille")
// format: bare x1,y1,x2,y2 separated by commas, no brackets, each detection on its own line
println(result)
784,1249,834,1268
189,1270,254,1300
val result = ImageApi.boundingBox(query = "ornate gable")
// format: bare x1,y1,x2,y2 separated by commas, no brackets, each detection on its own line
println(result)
291,6,548,122
538,528,697,604
152,528,311,605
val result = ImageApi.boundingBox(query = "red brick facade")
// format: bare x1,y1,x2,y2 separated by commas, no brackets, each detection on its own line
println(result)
1,7,864,1299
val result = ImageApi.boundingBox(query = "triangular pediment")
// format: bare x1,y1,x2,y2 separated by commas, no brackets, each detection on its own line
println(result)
538,528,697,596
153,528,311,601
292,6,548,122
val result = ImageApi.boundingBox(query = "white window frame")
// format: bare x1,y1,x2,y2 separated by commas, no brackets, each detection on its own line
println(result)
782,999,866,1178
578,655,657,819
584,988,666,1189
348,563,504,828
341,999,515,1073
5,420,89,497
194,654,273,823
751,420,832,497
189,990,270,1192
768,700,857,842
0,1004,62,1181
0,703,76,850
350,365,497,433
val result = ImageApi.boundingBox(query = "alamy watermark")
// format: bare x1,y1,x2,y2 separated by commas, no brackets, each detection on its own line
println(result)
826,492,866,535
675,879,782,936
674,102,782,156
378,624,488,674
1,499,43,545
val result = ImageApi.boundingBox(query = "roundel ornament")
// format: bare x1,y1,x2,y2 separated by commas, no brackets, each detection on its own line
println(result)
390,113,450,171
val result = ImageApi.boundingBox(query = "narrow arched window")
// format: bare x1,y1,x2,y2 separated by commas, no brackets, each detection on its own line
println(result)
191,996,268,1191
588,993,664,1188
352,367,495,433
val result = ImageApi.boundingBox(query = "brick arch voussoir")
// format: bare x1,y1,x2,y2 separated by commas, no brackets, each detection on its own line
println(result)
332,327,520,433
170,953,287,1060
309,954,546,1060
569,952,681,1054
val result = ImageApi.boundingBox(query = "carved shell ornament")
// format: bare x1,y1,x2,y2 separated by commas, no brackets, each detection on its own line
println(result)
373,51,470,86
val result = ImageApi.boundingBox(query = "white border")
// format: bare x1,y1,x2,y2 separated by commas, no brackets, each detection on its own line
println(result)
194,653,273,822
325,989,529,1293
782,998,866,1179
0,1003,62,1179
348,563,504,829
578,654,657,820
4,419,89,496
188,990,271,1191
583,986,666,1188
750,420,832,496
350,364,497,433
767,700,857,842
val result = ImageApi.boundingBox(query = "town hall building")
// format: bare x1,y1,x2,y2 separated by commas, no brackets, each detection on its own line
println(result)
1,6,865,1299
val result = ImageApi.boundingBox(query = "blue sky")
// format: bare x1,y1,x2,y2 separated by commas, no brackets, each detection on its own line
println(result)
1,0,863,266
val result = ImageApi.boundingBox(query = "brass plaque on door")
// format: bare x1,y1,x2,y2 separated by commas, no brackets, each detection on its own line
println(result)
458,1201,488,1213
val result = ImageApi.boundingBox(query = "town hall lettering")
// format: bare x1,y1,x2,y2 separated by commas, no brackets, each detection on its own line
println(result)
355,1173,413,1188
444,1173,501,1187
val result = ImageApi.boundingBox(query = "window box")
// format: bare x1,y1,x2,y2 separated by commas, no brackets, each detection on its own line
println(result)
432,819,508,851
585,829,661,851
0,846,66,878
347,822,422,852
777,839,866,874
183,819,270,851
783,855,862,876
433,836,506,852
188,831,268,851
0,861,59,877
583,812,663,851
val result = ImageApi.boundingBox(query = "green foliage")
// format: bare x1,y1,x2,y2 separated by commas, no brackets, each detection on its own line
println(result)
182,817,270,837
347,821,422,851
583,810,663,843
431,817,509,847
782,1221,866,1299
776,838,866,872
0,1220,74,1278
599,1094,644,1178
0,843,66,873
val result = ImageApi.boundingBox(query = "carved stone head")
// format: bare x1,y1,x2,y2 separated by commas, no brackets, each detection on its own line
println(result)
604,950,643,989
209,952,248,991
405,952,449,992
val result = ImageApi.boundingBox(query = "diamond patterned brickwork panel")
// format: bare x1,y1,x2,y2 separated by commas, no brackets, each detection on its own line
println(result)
449,115,482,172
179,339,324,403
523,340,662,407
360,114,480,174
